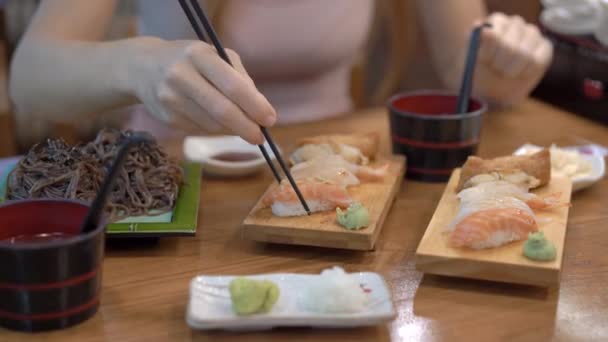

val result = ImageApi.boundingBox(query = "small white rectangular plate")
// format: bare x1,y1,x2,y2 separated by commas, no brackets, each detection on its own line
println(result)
186,272,395,331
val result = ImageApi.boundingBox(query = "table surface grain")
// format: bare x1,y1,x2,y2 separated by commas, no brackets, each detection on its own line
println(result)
2,99,607,342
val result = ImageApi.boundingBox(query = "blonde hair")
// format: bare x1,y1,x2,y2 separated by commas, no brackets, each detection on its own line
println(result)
206,0,413,108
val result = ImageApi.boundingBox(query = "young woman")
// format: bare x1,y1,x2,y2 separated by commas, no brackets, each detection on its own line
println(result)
9,0,552,147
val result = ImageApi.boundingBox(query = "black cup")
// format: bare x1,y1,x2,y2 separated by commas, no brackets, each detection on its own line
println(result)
0,199,104,332
388,90,486,182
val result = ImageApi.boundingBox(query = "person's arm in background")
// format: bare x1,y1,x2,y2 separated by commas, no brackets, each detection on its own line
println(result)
415,0,553,107
10,0,275,145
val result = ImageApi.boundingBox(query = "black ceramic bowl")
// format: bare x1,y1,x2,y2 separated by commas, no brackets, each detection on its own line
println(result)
0,199,104,332
388,91,487,182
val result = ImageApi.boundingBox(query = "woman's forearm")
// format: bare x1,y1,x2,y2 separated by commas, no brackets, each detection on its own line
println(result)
9,37,148,121
415,0,487,90
8,0,128,144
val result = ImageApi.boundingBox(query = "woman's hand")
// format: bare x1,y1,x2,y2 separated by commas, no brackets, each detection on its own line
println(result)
127,37,276,144
475,13,553,106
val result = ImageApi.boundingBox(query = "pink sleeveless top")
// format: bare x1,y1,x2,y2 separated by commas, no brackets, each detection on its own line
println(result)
127,0,374,138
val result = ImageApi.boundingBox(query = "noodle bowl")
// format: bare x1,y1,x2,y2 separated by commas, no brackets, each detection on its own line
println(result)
6,129,183,222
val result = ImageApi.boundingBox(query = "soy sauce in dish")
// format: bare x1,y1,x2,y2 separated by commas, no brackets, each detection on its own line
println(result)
0,232,76,244
211,152,260,162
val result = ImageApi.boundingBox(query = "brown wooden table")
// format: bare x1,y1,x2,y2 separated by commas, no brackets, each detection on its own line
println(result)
2,99,607,341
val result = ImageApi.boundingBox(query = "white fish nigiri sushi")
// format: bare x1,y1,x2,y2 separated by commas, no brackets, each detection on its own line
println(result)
291,155,388,184
290,155,360,188
289,143,370,165
262,180,353,217
457,180,562,210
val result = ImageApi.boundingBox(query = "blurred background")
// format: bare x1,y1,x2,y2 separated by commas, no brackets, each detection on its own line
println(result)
0,0,604,157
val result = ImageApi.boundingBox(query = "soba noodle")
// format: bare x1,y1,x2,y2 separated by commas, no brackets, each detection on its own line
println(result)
6,129,183,222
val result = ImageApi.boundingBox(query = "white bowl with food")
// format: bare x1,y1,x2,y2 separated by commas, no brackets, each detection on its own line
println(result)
513,143,606,192
183,136,279,177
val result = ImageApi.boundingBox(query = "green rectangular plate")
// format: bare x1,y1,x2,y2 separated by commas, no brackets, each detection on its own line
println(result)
0,161,201,238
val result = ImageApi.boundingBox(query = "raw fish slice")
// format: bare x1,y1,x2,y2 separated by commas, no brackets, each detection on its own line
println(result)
338,144,370,165
289,143,369,165
354,163,390,182
457,181,566,210
457,180,531,204
290,155,360,188
292,155,388,184
449,207,538,249
463,171,542,190
262,181,353,217
525,192,568,210
446,196,535,232
289,144,335,165
297,133,379,161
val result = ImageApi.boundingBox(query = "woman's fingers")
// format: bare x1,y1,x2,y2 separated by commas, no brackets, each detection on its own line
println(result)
479,13,552,80
138,40,275,144
487,12,510,35
503,24,543,78
187,44,277,128
521,38,553,81
226,49,256,87
479,29,498,63
164,94,224,134
226,49,278,123
164,61,264,144
479,13,509,63
492,15,525,75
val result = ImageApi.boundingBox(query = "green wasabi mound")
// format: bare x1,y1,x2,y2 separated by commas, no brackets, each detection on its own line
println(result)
229,277,279,315
336,202,370,230
523,232,557,262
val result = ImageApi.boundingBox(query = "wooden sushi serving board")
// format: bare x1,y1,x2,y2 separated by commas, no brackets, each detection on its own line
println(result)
242,156,406,250
415,169,573,287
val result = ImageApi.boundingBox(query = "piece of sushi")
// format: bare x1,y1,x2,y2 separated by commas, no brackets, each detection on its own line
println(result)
290,155,361,188
449,207,538,249
447,195,536,232
289,143,369,165
457,181,564,211
262,181,353,217
291,155,388,184
296,133,379,162
457,149,551,191
447,180,542,249
289,144,335,165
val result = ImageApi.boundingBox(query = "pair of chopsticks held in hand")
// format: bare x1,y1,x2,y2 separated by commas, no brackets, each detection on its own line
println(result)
177,0,311,215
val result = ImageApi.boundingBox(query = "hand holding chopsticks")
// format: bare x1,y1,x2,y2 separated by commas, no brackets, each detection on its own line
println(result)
177,0,311,215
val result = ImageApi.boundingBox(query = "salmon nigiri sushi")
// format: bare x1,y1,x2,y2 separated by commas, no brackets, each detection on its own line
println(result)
262,181,353,217
448,200,538,249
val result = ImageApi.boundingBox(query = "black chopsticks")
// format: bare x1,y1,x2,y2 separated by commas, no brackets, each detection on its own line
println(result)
455,23,492,114
177,0,311,215
81,134,152,233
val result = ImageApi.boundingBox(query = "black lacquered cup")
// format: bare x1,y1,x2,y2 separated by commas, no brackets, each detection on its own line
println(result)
0,199,105,332
388,90,486,182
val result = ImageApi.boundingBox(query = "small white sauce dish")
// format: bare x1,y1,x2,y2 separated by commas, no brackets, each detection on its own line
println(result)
514,143,606,192
183,135,280,177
